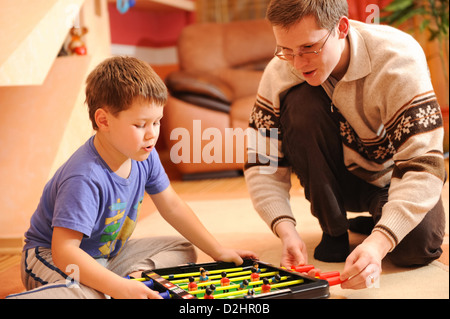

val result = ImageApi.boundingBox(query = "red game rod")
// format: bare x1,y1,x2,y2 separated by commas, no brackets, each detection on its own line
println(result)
325,276,341,286
291,265,315,273
318,271,340,279
290,265,342,287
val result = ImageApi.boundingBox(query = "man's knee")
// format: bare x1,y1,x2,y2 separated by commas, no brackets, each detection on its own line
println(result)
281,83,331,131
388,245,443,267
388,199,445,267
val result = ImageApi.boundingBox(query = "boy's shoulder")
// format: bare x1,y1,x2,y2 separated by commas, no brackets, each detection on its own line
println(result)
51,136,168,194
53,136,105,183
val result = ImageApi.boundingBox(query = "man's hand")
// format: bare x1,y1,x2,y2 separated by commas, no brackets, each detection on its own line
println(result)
340,231,391,289
275,221,308,267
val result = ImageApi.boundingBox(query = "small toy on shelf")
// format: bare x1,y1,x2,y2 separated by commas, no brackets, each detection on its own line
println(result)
68,26,88,55
116,0,136,14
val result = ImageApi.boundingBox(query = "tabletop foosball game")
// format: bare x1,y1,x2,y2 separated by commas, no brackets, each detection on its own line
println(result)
129,259,340,299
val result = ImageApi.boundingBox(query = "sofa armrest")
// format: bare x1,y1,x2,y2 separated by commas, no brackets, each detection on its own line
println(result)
165,71,234,113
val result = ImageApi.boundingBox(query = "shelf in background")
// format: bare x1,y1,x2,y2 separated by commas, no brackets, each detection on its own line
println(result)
0,0,85,86
109,0,195,12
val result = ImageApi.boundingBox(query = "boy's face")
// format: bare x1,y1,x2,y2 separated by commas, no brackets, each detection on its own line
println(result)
101,98,163,163
273,15,349,85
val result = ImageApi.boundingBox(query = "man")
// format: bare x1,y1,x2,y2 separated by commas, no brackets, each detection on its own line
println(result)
244,0,446,289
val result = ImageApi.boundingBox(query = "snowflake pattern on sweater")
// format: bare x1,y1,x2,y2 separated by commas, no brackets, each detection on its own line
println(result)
335,93,443,164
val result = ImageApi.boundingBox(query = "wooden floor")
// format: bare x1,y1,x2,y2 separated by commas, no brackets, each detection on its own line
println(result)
0,254,21,273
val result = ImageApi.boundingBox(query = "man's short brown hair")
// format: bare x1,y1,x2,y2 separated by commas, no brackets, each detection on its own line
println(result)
85,56,168,130
266,0,348,30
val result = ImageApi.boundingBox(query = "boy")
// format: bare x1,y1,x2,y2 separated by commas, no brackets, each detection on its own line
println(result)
244,0,445,289
9,56,256,299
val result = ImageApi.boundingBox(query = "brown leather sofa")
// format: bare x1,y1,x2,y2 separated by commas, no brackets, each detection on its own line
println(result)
161,19,275,179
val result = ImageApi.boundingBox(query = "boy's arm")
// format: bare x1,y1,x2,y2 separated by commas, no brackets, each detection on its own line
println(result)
51,227,162,299
150,185,257,265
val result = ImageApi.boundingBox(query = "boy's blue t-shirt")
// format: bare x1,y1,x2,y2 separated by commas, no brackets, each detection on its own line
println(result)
23,136,170,258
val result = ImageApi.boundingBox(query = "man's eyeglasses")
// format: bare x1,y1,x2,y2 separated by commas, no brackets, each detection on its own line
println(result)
274,29,333,61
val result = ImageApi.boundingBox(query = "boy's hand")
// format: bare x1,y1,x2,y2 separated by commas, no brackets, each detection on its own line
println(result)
213,248,259,266
113,278,163,299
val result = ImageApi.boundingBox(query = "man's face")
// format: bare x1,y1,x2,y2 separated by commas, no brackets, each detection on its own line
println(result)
273,15,348,86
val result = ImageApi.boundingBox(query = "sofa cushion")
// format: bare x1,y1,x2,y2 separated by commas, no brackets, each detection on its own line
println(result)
166,71,234,104
230,95,257,130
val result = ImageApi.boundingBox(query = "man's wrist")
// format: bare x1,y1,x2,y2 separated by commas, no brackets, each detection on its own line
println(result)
365,230,393,258
274,220,298,240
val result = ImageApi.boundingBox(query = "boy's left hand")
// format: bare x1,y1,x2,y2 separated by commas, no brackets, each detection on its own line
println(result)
214,248,259,266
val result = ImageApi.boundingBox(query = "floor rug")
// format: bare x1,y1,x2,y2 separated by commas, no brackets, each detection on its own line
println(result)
133,194,449,299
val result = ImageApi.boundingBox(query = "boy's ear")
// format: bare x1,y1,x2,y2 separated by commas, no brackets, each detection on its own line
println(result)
94,108,110,130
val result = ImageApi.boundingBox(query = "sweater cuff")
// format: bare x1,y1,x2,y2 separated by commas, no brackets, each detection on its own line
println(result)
372,227,397,252
256,201,297,237
373,206,426,252
271,216,297,237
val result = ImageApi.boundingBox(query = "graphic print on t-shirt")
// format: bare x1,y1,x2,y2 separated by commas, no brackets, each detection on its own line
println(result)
98,197,143,257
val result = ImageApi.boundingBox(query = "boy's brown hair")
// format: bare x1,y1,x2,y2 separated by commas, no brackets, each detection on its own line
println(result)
266,0,348,30
85,56,168,130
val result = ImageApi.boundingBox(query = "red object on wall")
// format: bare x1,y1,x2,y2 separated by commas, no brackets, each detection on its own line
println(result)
347,0,393,23
107,2,195,48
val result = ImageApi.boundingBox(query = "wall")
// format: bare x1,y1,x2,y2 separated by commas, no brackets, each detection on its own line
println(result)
348,0,448,114
107,2,195,68
0,0,111,248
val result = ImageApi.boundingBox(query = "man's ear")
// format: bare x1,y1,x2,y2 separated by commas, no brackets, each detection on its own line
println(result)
337,16,350,39
94,108,110,131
